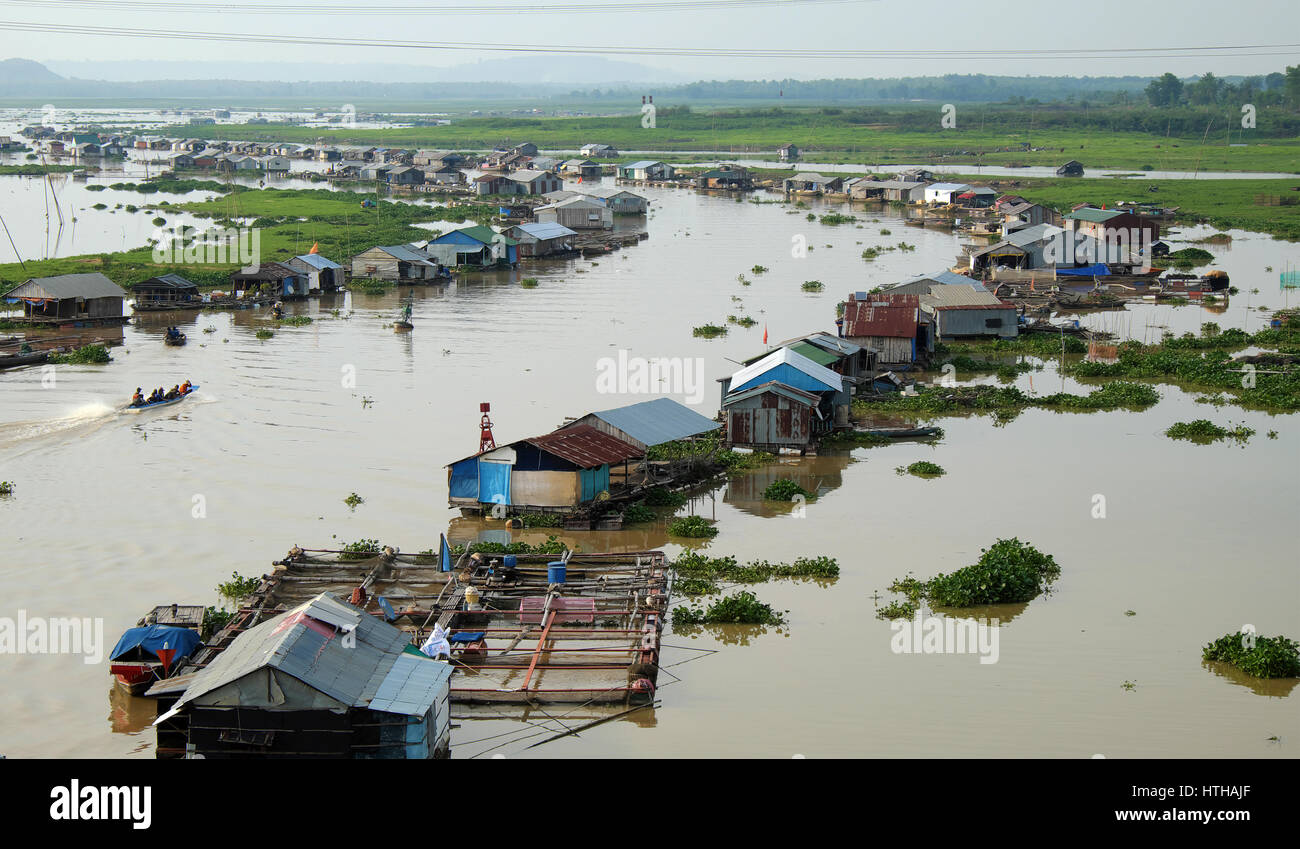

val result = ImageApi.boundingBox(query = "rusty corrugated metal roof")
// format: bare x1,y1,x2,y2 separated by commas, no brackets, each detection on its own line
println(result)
842,298,919,339
526,425,643,468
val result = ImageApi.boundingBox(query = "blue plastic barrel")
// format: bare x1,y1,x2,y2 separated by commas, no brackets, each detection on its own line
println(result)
547,561,566,584
503,555,517,568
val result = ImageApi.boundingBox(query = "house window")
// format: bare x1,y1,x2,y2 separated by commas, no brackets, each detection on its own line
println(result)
985,318,1003,328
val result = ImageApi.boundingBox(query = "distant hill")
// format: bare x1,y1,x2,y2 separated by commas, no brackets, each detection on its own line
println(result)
0,58,64,83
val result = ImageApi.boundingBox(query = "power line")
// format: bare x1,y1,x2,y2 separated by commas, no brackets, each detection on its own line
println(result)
1,0,871,14
0,21,1296,59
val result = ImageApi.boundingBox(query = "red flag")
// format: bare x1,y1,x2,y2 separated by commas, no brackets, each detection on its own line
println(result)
763,324,768,344
308,242,319,254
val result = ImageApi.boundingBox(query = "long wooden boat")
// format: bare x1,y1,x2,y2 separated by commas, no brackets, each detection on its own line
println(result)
110,607,205,697
125,385,199,412
0,350,50,370
164,333,187,346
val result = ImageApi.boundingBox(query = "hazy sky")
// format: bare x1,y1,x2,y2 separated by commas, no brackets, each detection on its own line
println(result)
3,0,1297,80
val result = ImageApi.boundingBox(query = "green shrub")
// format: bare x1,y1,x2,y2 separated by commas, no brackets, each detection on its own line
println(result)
46,344,110,364
673,591,786,626
924,539,1060,607
692,324,727,338
339,538,382,561
644,487,687,507
898,461,945,477
622,503,656,524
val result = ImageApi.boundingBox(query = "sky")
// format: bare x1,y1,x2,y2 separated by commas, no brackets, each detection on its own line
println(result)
1,0,1297,81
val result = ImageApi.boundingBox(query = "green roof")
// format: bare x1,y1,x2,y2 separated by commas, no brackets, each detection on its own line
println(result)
1066,207,1123,223
790,341,842,367
457,225,516,247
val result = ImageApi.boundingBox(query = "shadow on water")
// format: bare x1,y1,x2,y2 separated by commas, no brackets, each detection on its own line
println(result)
1201,661,1300,698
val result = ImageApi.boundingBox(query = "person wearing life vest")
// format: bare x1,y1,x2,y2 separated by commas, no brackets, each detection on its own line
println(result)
180,380,192,395
131,387,144,406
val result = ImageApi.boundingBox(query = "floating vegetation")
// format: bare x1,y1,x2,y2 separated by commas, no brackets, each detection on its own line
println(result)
671,551,838,583
0,481,14,496
516,512,563,528
818,429,898,447
255,329,274,340
762,478,811,501
751,264,768,274
448,535,567,556
277,315,312,326
520,278,539,289
202,326,216,333
673,591,786,626
897,461,945,478
819,212,858,225
46,345,110,365
1165,247,1215,267
727,314,757,328
887,539,1060,608
1121,680,1138,691
879,228,892,235
1165,419,1255,444
675,577,720,596
692,324,728,338
853,382,1160,422
941,355,1041,381
875,599,917,620
1202,632,1300,679
800,280,824,292
339,538,382,561
666,514,718,538
343,492,364,510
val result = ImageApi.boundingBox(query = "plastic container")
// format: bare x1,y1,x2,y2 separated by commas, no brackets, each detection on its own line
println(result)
547,561,566,584
503,555,517,568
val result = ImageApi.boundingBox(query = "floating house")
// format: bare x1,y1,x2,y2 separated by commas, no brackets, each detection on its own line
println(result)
722,381,823,453
152,593,454,759
580,185,649,214
617,160,674,181
132,274,201,311
693,165,753,191
740,332,872,389
3,273,127,325
580,143,618,158
955,187,997,208
285,253,345,293
350,244,444,282
1056,160,1084,177
386,166,425,186
778,143,800,161
924,182,973,205
719,347,850,428
535,196,613,230
506,169,563,195
507,222,578,258
423,227,517,268
920,286,1018,339
782,172,843,194
879,270,986,296
558,397,721,454
560,159,602,179
447,425,644,515
840,292,933,367
230,262,307,299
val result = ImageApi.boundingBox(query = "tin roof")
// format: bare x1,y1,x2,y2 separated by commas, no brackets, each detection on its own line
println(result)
511,221,577,240
570,397,720,447
789,341,841,366
136,273,198,291
5,272,125,300
921,286,1008,308
158,593,447,719
624,160,662,169
729,347,843,395
292,253,343,270
842,300,920,339
526,424,644,467
927,182,973,193
1066,207,1123,223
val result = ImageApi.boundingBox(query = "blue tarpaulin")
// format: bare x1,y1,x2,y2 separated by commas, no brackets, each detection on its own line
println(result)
439,535,453,573
109,625,202,663
1056,263,1111,277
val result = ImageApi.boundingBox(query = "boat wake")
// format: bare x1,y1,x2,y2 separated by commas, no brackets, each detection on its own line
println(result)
0,401,123,455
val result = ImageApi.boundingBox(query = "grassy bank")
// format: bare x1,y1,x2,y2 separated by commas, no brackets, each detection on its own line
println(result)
129,106,1300,173
0,188,500,288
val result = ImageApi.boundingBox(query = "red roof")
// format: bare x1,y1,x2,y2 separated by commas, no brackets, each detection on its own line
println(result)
525,424,643,468
842,298,919,339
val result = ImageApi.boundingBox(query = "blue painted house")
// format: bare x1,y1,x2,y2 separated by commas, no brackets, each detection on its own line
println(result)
422,226,517,268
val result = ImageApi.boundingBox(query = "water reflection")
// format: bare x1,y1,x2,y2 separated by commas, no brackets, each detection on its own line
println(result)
1201,661,1300,698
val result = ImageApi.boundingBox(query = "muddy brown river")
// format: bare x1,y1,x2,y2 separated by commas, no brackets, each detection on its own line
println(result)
1,182,1297,758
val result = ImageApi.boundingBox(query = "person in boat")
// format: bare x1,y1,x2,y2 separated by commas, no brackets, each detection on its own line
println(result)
131,387,144,406
403,302,412,320
180,380,192,395
164,385,180,400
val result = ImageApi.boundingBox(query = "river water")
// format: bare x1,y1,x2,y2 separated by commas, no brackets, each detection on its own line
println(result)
0,177,1297,759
